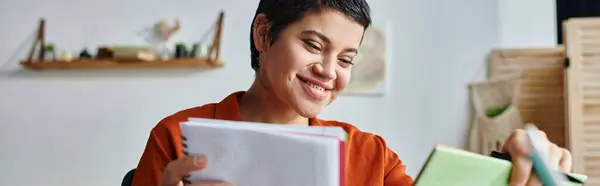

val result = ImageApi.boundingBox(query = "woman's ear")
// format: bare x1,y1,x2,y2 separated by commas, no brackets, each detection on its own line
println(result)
252,13,270,53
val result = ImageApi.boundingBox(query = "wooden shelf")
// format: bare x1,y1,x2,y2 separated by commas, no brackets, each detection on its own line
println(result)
20,58,224,70
19,11,226,71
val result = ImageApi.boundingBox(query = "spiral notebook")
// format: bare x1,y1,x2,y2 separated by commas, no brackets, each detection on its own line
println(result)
180,118,347,186
414,145,587,186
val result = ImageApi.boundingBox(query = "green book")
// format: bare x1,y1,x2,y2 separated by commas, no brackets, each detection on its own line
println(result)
414,145,587,186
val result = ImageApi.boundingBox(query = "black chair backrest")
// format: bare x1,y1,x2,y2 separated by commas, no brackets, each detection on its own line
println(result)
121,168,136,186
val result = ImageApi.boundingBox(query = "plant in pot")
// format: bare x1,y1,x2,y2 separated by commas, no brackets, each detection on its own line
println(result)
43,43,56,61
174,42,188,58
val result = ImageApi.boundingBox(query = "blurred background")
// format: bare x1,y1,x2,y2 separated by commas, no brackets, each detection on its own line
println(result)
1,0,598,185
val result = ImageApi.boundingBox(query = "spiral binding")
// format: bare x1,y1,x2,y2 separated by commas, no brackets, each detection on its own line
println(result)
181,134,191,184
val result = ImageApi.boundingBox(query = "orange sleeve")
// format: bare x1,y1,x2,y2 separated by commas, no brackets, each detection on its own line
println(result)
379,137,414,186
383,149,414,185
131,128,177,186
131,105,213,186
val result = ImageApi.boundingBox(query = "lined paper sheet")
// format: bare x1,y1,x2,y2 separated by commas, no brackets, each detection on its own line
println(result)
181,120,342,186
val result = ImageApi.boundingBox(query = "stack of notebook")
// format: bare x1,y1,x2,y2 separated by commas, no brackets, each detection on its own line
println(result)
180,118,588,186
180,118,347,186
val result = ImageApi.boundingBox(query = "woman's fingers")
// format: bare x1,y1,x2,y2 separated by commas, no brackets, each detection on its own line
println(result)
558,148,573,173
543,136,572,173
524,173,543,186
160,155,233,186
510,153,533,186
161,155,208,186
547,142,561,170
503,129,533,186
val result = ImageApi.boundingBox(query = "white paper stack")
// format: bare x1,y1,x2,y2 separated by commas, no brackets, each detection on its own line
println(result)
180,118,348,186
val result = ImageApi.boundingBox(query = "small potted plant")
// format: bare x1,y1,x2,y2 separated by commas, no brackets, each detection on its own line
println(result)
174,42,188,58
43,43,56,61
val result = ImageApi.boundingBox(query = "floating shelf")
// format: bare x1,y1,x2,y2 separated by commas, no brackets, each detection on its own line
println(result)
19,11,226,71
20,58,224,70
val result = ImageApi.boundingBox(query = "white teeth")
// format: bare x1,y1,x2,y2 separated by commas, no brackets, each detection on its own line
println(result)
307,82,325,91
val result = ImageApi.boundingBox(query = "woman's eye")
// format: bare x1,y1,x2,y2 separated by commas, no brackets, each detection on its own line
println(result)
303,40,321,51
340,59,354,66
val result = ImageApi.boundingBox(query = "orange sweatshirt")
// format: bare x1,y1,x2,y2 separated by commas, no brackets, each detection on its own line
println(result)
131,91,414,186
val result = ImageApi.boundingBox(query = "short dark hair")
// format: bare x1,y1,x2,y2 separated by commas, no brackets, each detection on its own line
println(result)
249,0,372,72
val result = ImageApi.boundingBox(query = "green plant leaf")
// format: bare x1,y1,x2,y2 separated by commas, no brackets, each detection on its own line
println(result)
486,104,510,118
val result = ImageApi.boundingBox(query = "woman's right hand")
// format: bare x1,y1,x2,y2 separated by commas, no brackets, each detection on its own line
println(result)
160,155,231,186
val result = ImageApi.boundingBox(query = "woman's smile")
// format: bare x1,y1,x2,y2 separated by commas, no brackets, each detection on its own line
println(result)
297,74,331,100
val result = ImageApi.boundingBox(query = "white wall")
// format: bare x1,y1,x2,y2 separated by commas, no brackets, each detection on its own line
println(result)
0,0,555,185
498,0,557,47
416,0,500,154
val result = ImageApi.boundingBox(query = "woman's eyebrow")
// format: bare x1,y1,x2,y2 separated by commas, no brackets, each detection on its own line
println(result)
301,30,331,44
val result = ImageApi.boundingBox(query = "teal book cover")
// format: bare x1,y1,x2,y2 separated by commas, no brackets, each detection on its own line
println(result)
413,145,587,186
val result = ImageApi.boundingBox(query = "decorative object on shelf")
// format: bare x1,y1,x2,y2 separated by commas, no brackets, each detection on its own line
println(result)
108,46,157,61
19,11,226,70
43,43,56,61
155,18,181,41
138,18,182,60
191,43,210,58
58,51,73,61
79,48,92,59
175,42,188,58
96,47,114,59
190,44,199,57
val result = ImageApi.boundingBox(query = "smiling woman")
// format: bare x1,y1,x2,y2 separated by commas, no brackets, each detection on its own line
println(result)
130,0,414,186
130,0,572,186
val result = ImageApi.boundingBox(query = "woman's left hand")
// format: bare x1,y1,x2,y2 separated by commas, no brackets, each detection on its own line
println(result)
501,129,573,186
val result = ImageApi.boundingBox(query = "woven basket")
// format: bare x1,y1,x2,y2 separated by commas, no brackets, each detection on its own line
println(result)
468,74,524,155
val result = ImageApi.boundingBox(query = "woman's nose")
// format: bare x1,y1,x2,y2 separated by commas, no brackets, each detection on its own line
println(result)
312,60,337,80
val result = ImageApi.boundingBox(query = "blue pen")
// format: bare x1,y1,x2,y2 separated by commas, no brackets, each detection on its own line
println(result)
490,151,582,184
490,124,582,185
524,124,567,186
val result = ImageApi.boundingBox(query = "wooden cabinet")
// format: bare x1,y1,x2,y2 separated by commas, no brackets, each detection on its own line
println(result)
564,18,600,182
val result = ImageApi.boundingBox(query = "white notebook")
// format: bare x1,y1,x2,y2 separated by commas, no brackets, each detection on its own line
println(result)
180,118,347,186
